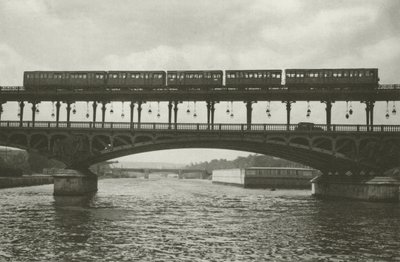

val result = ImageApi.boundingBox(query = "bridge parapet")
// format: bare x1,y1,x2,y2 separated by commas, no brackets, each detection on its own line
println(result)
1,121,400,133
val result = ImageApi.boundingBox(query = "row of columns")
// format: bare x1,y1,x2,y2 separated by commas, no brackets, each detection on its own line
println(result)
10,100,377,129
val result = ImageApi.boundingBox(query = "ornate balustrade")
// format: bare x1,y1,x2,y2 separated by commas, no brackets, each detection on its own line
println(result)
1,121,399,132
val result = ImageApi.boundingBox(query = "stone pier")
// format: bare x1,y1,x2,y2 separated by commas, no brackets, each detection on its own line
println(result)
311,175,400,202
53,169,98,196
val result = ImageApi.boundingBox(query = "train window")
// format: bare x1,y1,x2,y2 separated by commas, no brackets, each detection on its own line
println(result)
277,74,281,78
122,73,126,79
338,73,342,77
359,72,363,77
249,73,253,78
370,71,374,76
343,72,348,77
365,71,370,77
83,74,87,79
113,74,118,78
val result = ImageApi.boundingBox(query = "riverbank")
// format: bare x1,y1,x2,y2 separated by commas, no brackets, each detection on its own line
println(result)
0,175,53,189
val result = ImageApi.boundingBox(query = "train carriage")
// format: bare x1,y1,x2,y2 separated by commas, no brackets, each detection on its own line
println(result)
24,71,107,91
285,68,379,90
106,71,166,90
167,70,223,90
65,71,106,90
225,70,282,90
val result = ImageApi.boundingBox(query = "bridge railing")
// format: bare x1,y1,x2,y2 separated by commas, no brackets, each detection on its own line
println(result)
1,121,400,132
0,86,25,92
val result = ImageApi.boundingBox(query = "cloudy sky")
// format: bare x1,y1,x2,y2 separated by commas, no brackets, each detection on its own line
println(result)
0,0,399,164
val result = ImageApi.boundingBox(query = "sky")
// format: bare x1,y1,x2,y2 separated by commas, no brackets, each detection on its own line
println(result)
0,0,399,164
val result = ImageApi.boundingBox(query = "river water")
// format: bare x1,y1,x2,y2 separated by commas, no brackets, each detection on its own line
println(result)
0,178,399,261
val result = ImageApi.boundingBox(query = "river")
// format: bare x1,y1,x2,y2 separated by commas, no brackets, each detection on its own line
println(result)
0,178,399,261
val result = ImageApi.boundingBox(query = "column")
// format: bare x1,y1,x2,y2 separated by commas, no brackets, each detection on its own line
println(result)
206,101,211,128
55,101,61,127
168,101,173,129
369,101,375,129
31,102,37,127
92,101,97,125
130,102,135,129
285,101,292,131
19,101,25,127
246,101,253,130
365,102,370,131
173,101,178,129
101,102,107,128
137,101,142,128
211,101,215,130
66,102,71,127
0,103,3,121
325,101,332,131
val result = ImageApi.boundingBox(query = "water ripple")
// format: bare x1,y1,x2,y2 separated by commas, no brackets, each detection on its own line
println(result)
0,178,399,261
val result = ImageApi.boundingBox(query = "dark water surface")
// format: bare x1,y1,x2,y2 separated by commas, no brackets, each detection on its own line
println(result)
0,178,399,261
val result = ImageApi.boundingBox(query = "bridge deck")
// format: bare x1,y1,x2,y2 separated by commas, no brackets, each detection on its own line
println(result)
0,86,400,101
0,121,399,132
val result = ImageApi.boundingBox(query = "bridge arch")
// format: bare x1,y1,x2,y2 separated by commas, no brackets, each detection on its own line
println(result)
82,137,357,173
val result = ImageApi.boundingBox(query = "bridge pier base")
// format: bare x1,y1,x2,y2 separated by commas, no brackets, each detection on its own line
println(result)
53,169,98,196
178,170,184,179
144,169,150,179
311,175,400,202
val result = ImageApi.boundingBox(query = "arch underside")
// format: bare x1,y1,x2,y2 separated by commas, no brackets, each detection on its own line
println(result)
84,138,365,173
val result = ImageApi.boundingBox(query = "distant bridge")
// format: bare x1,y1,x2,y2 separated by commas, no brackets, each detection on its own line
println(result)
112,167,208,179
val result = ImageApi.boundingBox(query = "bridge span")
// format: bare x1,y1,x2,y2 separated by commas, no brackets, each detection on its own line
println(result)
0,120,399,172
1,120,399,200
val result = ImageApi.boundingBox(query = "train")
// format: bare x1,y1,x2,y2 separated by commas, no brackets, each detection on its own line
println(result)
22,68,379,91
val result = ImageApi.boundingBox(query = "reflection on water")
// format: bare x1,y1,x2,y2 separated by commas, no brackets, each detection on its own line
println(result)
0,178,399,261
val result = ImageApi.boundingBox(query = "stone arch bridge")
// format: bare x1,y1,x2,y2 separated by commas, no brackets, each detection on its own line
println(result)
1,121,399,176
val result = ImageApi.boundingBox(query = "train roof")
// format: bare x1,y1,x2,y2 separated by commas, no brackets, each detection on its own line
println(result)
285,68,378,71
167,70,223,73
107,70,165,73
24,70,107,73
226,69,282,72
